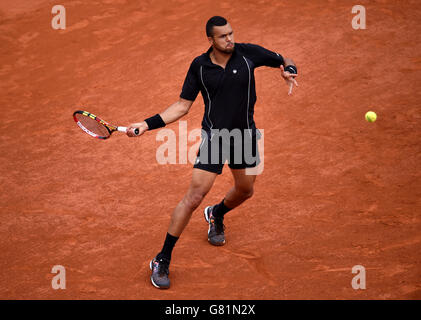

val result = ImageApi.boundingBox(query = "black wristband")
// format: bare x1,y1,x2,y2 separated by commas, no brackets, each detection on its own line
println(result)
284,65,297,74
144,114,166,130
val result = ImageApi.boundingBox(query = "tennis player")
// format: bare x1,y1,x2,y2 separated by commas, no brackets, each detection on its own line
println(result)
127,16,298,289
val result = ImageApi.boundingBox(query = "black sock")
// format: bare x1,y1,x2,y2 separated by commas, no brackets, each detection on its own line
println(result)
157,232,179,262
212,198,232,219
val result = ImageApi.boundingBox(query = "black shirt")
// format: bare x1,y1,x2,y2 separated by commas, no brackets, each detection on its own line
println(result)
180,43,284,134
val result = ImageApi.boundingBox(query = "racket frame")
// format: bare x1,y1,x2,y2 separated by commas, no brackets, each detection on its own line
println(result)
73,110,137,140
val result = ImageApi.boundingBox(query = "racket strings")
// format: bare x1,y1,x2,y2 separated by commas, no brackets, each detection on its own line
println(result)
75,113,110,138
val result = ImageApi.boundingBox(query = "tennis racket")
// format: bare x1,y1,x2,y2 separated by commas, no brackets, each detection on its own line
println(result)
73,110,139,140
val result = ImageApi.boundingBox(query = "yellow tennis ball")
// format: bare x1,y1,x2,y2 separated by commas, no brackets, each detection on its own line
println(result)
365,111,377,122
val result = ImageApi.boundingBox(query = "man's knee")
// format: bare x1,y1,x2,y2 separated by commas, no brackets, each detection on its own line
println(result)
183,189,207,210
236,185,254,200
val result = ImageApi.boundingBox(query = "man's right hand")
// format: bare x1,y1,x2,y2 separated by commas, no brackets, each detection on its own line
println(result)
126,121,149,137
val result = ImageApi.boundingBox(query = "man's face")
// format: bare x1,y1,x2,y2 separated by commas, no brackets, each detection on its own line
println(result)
208,23,235,53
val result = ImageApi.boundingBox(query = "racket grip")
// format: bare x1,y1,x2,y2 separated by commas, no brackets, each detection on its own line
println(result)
118,126,140,135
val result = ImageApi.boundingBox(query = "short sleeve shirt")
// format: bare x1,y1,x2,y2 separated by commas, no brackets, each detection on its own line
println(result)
180,43,284,133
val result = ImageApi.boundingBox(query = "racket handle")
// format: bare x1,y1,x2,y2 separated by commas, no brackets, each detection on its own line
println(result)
117,126,140,136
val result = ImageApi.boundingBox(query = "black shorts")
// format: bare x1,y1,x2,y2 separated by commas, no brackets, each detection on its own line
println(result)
193,129,261,175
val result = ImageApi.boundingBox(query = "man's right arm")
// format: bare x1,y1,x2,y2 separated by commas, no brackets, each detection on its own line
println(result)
160,98,194,124
127,58,199,137
126,98,193,137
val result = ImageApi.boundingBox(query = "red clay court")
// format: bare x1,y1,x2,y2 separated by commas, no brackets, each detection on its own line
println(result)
0,0,420,299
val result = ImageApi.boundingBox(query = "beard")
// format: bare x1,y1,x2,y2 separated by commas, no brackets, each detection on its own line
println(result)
214,43,235,54
224,46,234,53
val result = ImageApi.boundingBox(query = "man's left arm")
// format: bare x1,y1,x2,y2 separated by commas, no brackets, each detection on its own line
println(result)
241,43,298,95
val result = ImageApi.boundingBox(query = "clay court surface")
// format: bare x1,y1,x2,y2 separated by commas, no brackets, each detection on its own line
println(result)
1,0,420,299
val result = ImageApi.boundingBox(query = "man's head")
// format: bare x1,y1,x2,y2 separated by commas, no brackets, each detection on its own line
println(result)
206,16,234,54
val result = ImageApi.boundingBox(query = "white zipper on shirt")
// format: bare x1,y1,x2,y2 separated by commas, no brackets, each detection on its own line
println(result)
200,66,213,131
242,56,252,138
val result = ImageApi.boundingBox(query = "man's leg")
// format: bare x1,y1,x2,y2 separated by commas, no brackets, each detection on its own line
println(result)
223,168,256,209
168,168,218,237
204,168,256,246
150,168,217,289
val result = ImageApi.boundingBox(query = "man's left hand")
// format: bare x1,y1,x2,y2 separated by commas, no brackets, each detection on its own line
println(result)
280,65,298,95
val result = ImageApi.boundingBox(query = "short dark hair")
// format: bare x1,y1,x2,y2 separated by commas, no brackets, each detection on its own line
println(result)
206,16,228,37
